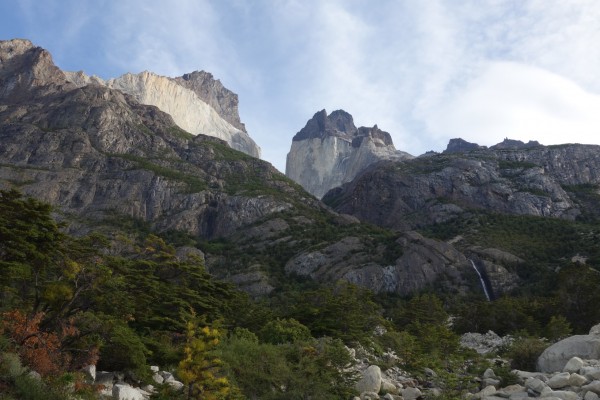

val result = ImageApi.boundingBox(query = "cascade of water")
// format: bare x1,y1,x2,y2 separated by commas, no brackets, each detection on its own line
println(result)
470,260,491,301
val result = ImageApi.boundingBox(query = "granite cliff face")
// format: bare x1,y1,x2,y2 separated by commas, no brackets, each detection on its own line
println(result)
0,39,281,239
286,110,413,198
323,139,600,231
1,39,495,298
64,69,260,157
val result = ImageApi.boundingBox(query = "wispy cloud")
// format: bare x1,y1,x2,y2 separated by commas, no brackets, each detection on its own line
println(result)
429,62,600,146
3,0,600,171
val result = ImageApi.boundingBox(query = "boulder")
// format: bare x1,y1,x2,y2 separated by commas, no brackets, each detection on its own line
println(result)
525,377,547,394
568,373,589,387
508,392,531,400
356,365,382,394
585,392,600,400
483,368,497,379
168,380,185,391
381,379,399,394
112,383,144,400
478,385,497,398
583,381,600,395
361,392,380,400
483,378,501,388
547,372,571,389
82,365,96,382
159,371,175,382
402,386,423,400
563,357,585,373
590,324,600,336
495,384,525,398
582,367,600,380
540,390,578,400
537,335,600,373
152,373,164,384
27,371,41,381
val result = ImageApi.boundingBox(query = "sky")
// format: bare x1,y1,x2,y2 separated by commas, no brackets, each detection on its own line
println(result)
2,0,600,172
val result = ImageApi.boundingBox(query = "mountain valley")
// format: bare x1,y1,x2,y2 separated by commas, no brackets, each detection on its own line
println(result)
2,38,600,400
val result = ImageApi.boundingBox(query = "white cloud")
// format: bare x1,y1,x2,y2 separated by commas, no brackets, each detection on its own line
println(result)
428,62,600,147
6,0,600,169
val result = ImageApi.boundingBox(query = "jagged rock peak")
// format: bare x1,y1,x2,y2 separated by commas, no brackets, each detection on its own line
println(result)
0,39,72,99
491,138,542,150
293,109,394,147
64,69,260,158
293,109,356,141
0,38,35,60
174,71,246,132
444,138,485,153
286,109,412,198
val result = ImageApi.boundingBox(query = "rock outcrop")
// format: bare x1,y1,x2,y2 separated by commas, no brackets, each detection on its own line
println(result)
538,324,600,373
323,139,600,231
286,109,412,198
284,230,468,296
444,138,486,153
0,39,287,240
64,69,260,157
1,39,484,297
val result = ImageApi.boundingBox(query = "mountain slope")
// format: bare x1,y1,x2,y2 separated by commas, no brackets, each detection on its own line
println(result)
64,68,260,157
323,141,600,230
0,39,488,298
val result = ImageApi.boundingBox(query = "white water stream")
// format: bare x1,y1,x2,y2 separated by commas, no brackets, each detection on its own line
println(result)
470,260,491,301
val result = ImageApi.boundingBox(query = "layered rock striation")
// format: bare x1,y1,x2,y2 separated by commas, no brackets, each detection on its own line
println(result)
0,39,281,239
286,109,412,198
323,138,600,230
64,69,260,157
0,39,486,297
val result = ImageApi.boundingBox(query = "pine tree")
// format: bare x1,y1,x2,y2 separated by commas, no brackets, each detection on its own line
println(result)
177,314,231,400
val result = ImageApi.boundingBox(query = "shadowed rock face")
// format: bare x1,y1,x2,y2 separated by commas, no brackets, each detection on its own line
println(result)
286,109,413,198
0,39,286,239
0,39,524,297
323,141,600,231
63,68,259,158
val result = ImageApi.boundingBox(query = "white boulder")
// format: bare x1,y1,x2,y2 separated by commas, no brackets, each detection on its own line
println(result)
356,365,382,394
538,335,600,373
112,383,144,400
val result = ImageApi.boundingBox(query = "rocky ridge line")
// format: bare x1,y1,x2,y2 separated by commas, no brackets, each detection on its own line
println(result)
64,69,260,157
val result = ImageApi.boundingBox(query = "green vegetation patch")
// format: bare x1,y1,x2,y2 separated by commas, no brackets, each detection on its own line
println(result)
110,153,207,193
168,125,194,141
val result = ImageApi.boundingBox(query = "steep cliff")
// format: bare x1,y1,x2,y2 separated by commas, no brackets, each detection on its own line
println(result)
64,70,260,157
0,39,489,298
286,110,413,198
323,139,600,230
0,39,280,239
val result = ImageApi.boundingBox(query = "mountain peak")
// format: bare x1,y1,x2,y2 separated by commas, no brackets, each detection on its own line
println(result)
0,38,71,99
287,109,412,198
491,138,542,150
293,109,357,141
444,138,485,153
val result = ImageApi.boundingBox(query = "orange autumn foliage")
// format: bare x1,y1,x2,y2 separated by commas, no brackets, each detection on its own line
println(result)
0,310,78,376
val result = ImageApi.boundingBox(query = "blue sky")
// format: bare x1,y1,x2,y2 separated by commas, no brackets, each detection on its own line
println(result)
2,0,600,172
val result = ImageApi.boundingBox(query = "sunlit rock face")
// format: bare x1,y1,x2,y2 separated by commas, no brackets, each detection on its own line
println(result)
64,70,260,158
286,109,413,198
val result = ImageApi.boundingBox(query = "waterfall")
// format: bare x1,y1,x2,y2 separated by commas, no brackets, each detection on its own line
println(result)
470,260,491,301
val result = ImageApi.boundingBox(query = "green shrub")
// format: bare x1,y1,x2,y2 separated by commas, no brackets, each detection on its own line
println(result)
504,337,548,370
97,324,149,377
259,318,312,344
0,353,26,379
544,315,572,341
